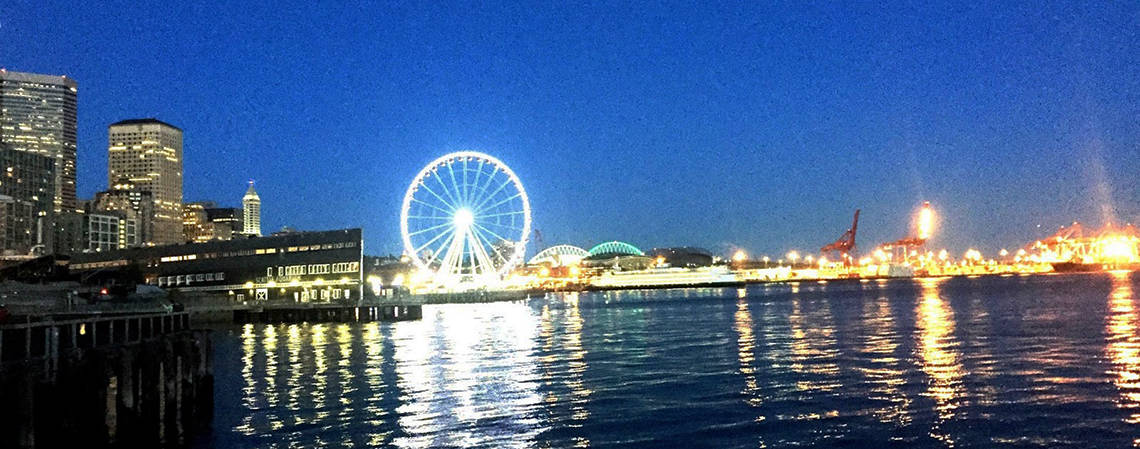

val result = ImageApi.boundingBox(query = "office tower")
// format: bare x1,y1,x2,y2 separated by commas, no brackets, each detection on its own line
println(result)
0,69,78,214
94,177,152,245
108,119,183,245
243,181,261,237
0,141,55,254
184,201,242,242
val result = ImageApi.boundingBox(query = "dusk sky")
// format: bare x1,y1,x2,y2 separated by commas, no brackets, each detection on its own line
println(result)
4,1,1138,257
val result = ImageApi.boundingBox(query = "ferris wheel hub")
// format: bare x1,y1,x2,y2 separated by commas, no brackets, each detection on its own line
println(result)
454,208,474,228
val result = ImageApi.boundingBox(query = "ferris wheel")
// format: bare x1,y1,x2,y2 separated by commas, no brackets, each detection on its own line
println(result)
401,151,531,283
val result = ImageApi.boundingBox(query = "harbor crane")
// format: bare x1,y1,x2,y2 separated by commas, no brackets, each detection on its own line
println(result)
821,209,860,264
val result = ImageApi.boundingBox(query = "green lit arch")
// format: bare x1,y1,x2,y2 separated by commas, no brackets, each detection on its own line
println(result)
588,241,644,257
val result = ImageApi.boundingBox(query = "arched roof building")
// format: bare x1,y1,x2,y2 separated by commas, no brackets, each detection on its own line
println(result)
528,244,589,266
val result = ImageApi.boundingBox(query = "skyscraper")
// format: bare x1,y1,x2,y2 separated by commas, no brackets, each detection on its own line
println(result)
108,119,183,245
0,141,55,254
0,69,78,214
243,181,261,237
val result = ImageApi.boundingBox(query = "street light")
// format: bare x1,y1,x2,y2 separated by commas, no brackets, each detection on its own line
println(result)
787,251,799,267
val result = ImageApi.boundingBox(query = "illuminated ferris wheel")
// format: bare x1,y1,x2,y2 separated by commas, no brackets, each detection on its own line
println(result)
401,151,531,283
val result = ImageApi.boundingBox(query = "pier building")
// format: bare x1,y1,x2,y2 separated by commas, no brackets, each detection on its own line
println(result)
70,228,364,302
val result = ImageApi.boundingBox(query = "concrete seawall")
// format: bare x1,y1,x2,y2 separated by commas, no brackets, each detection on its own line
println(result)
0,314,212,448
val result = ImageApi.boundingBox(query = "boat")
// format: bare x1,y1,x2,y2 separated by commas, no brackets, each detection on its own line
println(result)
1050,262,1104,273
1051,261,1140,273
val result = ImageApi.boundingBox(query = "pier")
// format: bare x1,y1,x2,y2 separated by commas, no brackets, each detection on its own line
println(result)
0,311,211,448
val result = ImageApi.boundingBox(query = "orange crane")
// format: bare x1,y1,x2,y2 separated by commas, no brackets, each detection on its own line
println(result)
821,209,860,263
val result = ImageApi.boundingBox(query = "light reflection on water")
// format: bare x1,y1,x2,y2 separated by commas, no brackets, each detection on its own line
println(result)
200,273,1140,448
915,277,963,446
1107,271,1140,426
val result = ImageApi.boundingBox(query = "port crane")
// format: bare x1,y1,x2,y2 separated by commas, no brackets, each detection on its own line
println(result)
821,209,860,264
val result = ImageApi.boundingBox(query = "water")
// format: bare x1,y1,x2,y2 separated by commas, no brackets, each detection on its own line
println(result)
194,272,1140,448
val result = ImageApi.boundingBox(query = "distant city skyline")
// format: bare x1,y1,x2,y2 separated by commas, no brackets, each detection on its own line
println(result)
4,2,1138,257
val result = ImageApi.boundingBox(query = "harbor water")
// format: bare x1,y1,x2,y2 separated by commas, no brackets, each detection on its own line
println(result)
195,272,1140,448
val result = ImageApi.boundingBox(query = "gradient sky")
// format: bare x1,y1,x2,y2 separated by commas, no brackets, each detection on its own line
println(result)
4,1,1139,258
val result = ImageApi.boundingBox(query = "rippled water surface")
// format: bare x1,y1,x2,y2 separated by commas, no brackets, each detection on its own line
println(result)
194,272,1140,448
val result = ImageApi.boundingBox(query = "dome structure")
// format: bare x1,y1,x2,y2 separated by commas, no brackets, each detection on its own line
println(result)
528,245,589,266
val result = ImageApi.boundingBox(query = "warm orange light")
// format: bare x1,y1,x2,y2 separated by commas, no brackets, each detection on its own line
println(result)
733,250,747,263
916,202,935,240
1102,236,1138,262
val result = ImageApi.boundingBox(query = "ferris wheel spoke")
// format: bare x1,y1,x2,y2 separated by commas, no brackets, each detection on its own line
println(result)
473,178,515,212
408,220,453,237
445,161,466,208
429,169,463,210
416,181,457,212
438,229,465,277
444,231,462,276
473,165,499,206
474,172,509,210
466,233,480,275
470,233,498,276
461,157,472,205
476,192,523,215
471,225,510,266
466,159,485,205
471,222,517,248
423,229,457,268
415,225,454,255
475,210,526,219
410,197,454,216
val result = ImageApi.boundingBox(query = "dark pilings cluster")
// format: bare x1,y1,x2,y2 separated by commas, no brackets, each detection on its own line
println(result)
0,316,212,449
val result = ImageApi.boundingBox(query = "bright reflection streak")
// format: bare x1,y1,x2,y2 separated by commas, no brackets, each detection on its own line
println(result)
536,293,591,448
915,277,963,446
236,324,257,435
392,303,546,448
787,294,841,392
286,324,302,422
1106,271,1140,424
860,296,910,425
563,293,592,424
362,322,389,446
311,324,328,423
337,323,357,433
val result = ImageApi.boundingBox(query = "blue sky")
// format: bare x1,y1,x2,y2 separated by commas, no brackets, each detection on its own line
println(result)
4,1,1138,257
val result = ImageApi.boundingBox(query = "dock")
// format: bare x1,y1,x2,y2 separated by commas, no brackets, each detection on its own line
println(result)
0,311,211,448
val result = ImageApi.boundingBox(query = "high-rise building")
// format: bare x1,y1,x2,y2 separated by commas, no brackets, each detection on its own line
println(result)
184,201,242,242
0,69,78,214
183,201,212,243
108,119,183,245
242,181,261,237
80,210,138,252
0,141,56,254
94,177,153,245
205,207,242,239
